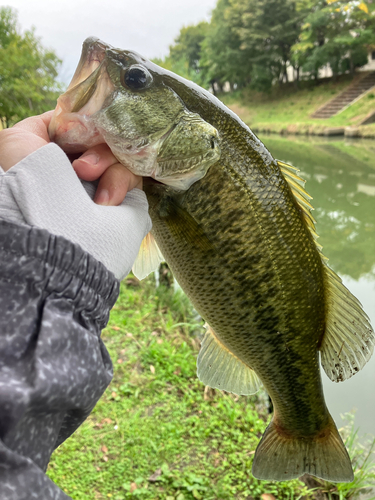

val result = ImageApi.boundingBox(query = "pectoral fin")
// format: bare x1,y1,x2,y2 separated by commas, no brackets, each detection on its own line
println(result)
132,232,164,280
164,197,214,254
197,324,262,395
320,266,374,382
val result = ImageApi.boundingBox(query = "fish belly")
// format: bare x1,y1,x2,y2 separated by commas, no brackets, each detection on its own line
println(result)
149,160,326,424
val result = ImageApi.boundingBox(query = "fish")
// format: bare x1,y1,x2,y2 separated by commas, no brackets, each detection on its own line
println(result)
49,37,374,483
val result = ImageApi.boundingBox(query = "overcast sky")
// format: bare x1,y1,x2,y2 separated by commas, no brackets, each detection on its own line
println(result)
6,0,217,84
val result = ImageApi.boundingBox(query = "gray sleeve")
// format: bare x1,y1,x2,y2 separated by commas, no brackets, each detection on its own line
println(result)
0,144,152,280
0,220,120,499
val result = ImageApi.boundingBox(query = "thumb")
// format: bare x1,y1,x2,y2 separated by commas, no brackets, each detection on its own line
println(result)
14,111,54,142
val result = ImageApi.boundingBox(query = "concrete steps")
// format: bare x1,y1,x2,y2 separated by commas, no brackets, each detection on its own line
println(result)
312,72,375,119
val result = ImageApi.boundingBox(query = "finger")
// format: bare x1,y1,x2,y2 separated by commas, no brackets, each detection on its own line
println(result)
13,110,54,142
0,128,47,171
72,143,118,181
39,110,55,129
94,162,143,206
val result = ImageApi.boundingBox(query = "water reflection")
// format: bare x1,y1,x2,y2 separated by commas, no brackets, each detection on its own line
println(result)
261,134,375,436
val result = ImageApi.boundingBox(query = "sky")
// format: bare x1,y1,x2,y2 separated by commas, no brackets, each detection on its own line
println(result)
6,0,217,84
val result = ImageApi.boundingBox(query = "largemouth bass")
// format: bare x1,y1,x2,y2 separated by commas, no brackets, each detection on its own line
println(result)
49,37,374,483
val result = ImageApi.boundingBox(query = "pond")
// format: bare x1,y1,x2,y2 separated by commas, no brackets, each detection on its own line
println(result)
259,133,375,438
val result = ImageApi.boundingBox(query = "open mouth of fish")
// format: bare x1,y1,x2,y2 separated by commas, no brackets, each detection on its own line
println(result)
49,38,115,153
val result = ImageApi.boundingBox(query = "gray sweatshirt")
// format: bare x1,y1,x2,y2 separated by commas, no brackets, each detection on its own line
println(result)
0,143,152,280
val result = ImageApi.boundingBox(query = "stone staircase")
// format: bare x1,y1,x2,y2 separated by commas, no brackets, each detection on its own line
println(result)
312,72,375,119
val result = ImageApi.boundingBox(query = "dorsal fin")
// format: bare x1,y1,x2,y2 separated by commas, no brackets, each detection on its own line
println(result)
278,160,321,249
278,159,374,381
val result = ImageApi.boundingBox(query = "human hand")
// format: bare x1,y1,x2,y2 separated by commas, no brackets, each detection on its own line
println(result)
0,111,52,171
0,112,142,205
72,144,142,206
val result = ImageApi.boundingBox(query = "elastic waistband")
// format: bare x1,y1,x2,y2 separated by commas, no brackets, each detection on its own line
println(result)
0,219,119,312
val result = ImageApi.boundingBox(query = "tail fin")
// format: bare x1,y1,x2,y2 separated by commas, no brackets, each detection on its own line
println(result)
252,415,354,483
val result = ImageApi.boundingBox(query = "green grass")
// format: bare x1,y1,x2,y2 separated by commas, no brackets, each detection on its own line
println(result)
46,276,375,499
46,276,308,500
220,74,375,136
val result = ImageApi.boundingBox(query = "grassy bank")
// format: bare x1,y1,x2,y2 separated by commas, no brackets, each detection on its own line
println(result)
220,74,375,137
47,276,375,499
47,277,307,499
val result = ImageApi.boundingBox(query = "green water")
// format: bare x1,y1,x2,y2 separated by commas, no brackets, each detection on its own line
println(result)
260,134,375,436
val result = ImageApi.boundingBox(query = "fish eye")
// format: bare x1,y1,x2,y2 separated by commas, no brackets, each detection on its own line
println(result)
122,65,152,90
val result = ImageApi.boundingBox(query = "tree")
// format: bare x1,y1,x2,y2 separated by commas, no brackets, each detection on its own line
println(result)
292,0,375,82
200,0,253,92
170,22,209,73
154,22,210,89
225,0,304,90
0,7,63,128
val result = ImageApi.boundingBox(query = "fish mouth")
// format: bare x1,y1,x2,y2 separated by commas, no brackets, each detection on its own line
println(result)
49,38,116,152
67,37,109,92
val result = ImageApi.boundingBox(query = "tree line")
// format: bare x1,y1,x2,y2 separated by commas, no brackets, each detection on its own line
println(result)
0,7,62,127
1,2,374,126
154,0,375,93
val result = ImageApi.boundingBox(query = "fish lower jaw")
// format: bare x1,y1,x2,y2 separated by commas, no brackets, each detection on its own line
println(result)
49,112,104,153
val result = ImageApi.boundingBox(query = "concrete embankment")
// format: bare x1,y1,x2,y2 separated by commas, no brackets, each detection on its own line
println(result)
251,123,375,139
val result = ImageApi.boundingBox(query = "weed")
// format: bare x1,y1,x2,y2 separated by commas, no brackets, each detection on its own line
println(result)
302,413,375,500
221,76,375,134
47,277,306,499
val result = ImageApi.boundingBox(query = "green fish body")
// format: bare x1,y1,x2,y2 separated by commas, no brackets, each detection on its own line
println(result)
49,37,374,482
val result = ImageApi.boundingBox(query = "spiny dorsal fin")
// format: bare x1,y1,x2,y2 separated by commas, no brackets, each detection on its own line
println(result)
278,160,320,246
197,323,262,395
278,159,374,381
132,232,164,280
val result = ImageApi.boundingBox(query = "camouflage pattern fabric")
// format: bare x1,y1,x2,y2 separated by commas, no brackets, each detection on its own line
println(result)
0,219,119,499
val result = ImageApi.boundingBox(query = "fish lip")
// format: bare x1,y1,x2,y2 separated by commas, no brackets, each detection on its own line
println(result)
49,40,115,147
67,37,111,92
49,110,104,153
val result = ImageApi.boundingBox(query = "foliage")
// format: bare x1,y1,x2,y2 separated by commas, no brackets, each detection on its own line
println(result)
200,0,253,92
47,276,309,499
292,0,375,79
228,0,305,89
154,22,210,89
0,7,63,127
169,22,209,73
157,0,375,93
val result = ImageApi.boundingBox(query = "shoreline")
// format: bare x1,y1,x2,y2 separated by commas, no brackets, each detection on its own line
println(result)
251,122,375,139
222,78,375,140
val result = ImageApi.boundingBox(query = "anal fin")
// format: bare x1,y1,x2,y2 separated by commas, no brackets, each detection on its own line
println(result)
197,324,262,395
132,232,164,280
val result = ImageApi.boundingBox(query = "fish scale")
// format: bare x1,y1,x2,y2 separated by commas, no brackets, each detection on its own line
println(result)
147,156,327,430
